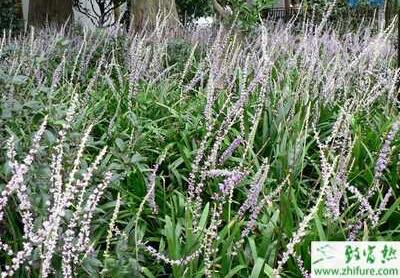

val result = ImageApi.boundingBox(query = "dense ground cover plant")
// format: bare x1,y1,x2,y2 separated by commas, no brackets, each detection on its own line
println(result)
1,15,400,277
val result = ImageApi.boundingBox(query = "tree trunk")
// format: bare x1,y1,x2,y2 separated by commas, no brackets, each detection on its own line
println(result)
28,0,73,27
378,1,386,30
130,0,179,31
211,0,230,20
113,0,121,23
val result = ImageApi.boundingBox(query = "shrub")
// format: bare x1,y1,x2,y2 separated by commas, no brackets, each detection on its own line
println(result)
0,15,399,278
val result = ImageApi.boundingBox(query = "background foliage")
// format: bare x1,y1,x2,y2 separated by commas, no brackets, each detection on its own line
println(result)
175,0,212,23
0,0,23,31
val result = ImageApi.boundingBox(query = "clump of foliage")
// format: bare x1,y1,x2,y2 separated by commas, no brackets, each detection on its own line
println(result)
175,0,212,23
166,38,203,76
226,0,276,30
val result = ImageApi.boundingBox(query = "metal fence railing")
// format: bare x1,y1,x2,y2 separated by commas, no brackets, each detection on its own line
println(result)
263,8,300,20
262,7,387,26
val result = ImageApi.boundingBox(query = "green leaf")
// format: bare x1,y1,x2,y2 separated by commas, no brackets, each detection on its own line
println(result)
280,194,294,236
380,197,400,224
250,257,265,278
314,214,326,241
249,237,258,262
115,138,126,151
264,264,274,278
12,75,28,85
198,202,210,231
141,267,156,278
362,222,369,241
226,265,246,278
